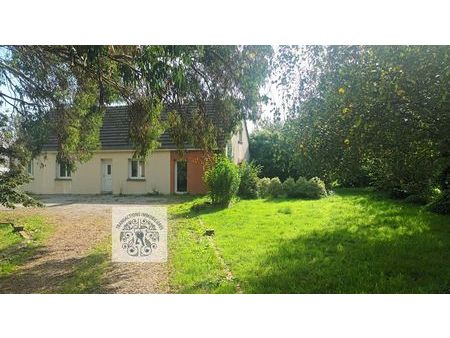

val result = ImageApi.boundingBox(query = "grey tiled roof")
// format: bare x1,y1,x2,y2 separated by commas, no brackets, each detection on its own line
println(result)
42,103,225,151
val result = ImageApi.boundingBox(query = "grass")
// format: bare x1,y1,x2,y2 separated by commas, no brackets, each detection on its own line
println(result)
169,188,450,293
169,205,236,293
0,212,53,277
59,237,111,293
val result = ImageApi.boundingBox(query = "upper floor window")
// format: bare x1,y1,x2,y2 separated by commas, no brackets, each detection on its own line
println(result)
57,162,71,179
129,159,145,179
238,129,243,144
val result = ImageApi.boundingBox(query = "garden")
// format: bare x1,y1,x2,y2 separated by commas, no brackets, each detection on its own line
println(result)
1,45,449,294
168,156,450,293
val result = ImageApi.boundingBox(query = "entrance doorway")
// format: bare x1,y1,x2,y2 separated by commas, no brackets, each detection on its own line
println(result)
175,160,187,193
101,159,112,193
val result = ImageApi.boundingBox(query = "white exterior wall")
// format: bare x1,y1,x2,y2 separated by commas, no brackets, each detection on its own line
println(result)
228,120,250,164
23,150,171,195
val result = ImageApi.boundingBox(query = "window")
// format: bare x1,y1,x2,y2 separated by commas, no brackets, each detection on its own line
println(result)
226,141,233,160
238,129,243,144
27,161,34,177
57,162,71,179
129,159,145,179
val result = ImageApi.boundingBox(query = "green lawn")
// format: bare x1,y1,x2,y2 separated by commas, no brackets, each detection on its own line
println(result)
169,189,450,293
0,213,53,277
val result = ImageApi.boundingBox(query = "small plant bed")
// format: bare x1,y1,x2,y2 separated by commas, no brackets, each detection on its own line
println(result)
169,189,450,293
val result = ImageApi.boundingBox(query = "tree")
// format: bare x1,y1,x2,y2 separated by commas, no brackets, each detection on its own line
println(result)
249,121,291,180
278,46,449,198
0,45,273,207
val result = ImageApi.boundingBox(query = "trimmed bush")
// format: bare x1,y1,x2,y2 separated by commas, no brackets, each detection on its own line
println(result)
309,177,327,198
258,177,271,198
295,177,310,198
282,177,297,198
204,156,241,207
296,176,327,199
268,177,283,197
238,161,261,199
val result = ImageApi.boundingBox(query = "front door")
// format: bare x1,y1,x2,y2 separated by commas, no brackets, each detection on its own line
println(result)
175,160,187,193
101,160,112,193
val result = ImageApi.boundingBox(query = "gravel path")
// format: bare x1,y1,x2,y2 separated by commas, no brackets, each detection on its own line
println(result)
0,195,170,294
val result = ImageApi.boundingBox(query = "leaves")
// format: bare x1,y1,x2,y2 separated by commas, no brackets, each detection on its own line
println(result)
0,45,274,207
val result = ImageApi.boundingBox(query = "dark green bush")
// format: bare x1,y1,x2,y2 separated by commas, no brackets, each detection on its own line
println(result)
282,177,297,198
204,156,241,207
258,177,271,198
427,190,450,215
404,194,428,205
238,161,261,199
268,177,283,197
295,177,310,198
309,177,328,198
296,176,327,199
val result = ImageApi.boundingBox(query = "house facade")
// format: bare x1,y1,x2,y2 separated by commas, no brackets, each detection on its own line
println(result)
23,105,249,195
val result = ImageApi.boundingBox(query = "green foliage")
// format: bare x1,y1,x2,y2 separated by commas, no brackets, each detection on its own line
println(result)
249,124,291,180
295,176,327,199
427,191,450,215
129,97,166,158
272,46,449,203
204,156,241,207
295,177,310,198
309,177,328,198
0,45,273,207
282,177,297,198
237,161,261,199
0,115,41,208
268,177,283,197
258,177,271,198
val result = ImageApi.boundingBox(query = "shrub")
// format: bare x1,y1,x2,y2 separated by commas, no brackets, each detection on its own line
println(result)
268,177,283,197
309,177,328,198
296,176,327,199
258,177,271,198
295,177,310,198
427,190,450,215
404,194,428,205
238,161,261,199
204,156,241,207
282,177,297,198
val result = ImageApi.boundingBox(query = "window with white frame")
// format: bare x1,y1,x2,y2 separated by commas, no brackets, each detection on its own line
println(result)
27,160,34,177
226,141,233,160
129,159,145,179
57,162,71,178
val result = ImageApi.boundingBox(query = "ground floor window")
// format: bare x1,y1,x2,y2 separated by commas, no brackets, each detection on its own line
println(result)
57,162,71,178
129,159,145,179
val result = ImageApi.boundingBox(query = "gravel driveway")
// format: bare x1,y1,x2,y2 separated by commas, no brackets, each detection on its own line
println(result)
0,194,172,294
